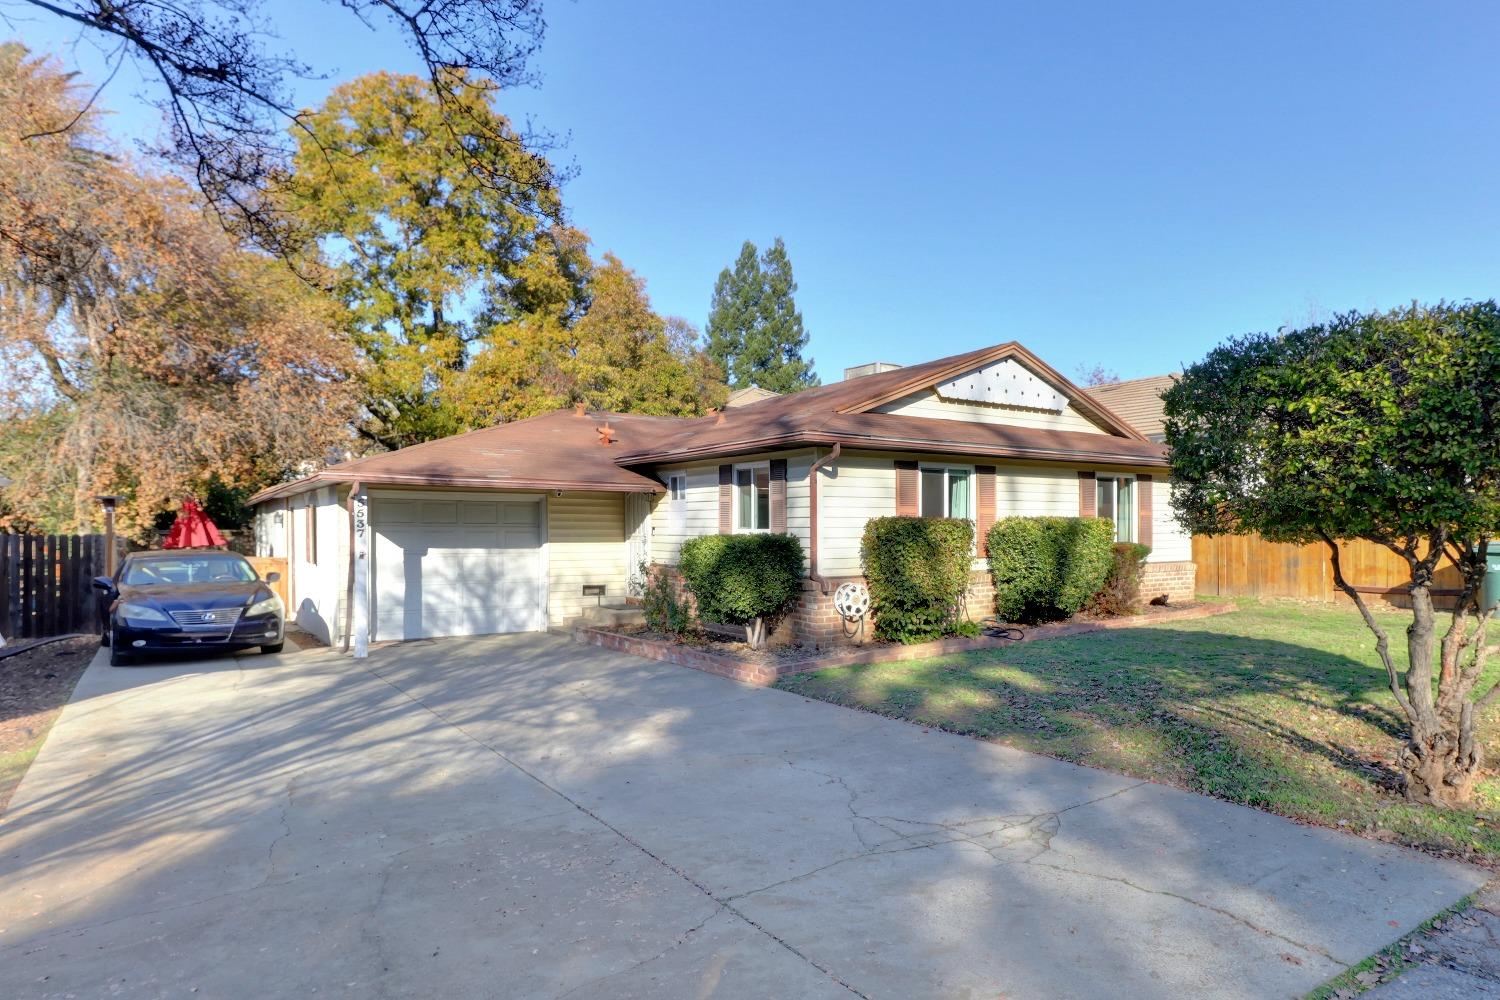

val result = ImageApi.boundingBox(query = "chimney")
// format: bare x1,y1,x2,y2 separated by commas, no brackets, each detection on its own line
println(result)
574,402,587,417
843,361,903,381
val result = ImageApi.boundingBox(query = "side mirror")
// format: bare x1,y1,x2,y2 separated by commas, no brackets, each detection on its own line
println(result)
263,571,281,584
92,576,115,592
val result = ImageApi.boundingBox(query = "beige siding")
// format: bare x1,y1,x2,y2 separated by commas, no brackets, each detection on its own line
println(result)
287,487,350,645
876,388,1109,434
1150,480,1193,563
649,450,814,568
818,453,1091,577
996,466,1080,518
548,492,627,624
817,452,896,577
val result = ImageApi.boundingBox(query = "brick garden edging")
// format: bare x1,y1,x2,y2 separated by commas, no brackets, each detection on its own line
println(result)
572,599,1237,688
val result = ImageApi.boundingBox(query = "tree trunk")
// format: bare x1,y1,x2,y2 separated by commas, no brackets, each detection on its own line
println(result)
744,617,766,650
1399,580,1483,805
1327,536,1485,808
1400,732,1482,806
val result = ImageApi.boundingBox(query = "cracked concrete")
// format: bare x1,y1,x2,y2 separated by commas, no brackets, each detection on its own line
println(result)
0,634,1486,999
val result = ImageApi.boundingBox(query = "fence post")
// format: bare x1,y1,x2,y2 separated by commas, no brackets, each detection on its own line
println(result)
0,536,11,641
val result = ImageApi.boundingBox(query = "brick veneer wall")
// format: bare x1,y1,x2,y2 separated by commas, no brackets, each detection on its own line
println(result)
775,570,996,649
645,561,1195,649
1141,561,1196,604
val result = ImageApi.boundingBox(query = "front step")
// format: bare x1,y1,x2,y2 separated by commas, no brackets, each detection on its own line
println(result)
575,603,646,628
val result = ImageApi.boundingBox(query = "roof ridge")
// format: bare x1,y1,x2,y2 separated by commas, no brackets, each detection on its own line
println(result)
1085,373,1178,390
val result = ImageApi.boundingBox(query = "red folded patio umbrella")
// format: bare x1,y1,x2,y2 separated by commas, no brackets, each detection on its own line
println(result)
162,498,227,549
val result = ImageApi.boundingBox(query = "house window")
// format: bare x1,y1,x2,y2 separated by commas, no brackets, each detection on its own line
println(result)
735,464,771,531
668,474,686,502
1096,475,1135,542
919,466,973,520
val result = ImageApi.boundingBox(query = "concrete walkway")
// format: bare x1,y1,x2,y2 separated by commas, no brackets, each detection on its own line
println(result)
0,635,1485,999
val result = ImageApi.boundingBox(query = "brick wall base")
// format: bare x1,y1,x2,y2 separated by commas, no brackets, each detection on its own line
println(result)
775,570,996,650
648,562,1198,650
1141,561,1196,604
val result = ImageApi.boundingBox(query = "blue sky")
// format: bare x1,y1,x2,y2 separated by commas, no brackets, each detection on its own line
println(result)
11,1,1499,384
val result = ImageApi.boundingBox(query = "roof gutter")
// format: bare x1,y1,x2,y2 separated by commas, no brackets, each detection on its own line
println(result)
806,443,842,594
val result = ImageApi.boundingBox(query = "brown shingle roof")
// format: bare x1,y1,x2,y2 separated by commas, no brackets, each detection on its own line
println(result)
616,342,1166,468
1082,374,1178,441
249,343,1170,505
248,409,681,503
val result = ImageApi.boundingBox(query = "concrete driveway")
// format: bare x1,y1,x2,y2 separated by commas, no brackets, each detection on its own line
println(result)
0,635,1485,999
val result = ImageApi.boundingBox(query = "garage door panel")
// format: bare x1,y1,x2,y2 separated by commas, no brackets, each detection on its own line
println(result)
371,498,543,641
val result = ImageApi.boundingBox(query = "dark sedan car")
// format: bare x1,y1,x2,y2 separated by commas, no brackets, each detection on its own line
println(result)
95,551,285,666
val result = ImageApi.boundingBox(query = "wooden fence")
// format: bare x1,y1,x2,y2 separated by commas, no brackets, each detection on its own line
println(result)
246,556,289,608
0,534,116,642
1192,534,1463,607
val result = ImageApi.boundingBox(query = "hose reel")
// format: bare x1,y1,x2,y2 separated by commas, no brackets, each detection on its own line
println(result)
833,581,871,638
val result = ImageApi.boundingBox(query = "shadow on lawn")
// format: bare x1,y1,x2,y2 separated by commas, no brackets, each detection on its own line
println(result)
804,624,1439,801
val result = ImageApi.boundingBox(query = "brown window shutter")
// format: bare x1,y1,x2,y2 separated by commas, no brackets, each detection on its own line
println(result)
975,465,996,555
1137,475,1153,548
718,464,733,534
769,459,788,533
895,460,919,516
1078,471,1097,517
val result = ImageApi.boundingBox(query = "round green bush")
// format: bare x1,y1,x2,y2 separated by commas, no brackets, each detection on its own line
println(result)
860,517,975,644
986,516,1114,623
678,533,804,627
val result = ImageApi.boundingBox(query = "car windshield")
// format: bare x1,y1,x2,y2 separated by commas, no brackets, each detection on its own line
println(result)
121,554,258,586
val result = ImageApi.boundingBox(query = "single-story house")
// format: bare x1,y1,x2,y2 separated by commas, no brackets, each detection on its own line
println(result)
249,342,1194,650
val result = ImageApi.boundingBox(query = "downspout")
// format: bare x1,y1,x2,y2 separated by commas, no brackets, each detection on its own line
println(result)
341,481,360,653
807,443,842,594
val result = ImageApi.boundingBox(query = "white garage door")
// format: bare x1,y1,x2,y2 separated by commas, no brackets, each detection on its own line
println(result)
371,497,544,641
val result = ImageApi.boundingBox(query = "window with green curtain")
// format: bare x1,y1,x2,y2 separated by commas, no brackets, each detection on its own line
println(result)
948,469,971,520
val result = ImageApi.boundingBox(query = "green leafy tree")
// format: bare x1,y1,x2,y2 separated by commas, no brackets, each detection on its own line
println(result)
705,238,818,392
564,255,727,415
449,255,727,425
280,70,589,449
1165,302,1500,807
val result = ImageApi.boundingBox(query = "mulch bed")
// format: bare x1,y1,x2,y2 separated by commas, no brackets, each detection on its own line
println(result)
577,599,1236,686
1,635,99,813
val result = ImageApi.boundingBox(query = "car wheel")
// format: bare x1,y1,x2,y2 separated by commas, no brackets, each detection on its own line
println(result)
260,641,284,655
109,639,133,667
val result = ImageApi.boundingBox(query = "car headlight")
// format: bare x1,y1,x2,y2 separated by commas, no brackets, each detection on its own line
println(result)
247,595,283,617
117,602,170,624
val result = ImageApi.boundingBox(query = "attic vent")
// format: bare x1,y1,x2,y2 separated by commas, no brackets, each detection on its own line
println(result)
843,361,903,381
936,358,1068,411
596,421,616,446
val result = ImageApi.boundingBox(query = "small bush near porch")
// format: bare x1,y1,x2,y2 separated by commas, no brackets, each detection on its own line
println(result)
778,600,1500,865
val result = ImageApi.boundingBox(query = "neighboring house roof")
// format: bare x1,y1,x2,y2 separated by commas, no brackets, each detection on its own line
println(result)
615,342,1166,467
248,409,682,504
1082,374,1178,441
725,385,781,407
250,342,1169,505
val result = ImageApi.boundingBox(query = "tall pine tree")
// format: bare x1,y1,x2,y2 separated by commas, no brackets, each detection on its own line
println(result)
705,238,819,392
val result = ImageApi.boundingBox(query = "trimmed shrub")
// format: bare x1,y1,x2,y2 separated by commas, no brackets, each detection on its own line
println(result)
860,517,975,644
987,516,1114,623
1084,543,1152,617
678,533,804,648
638,562,695,636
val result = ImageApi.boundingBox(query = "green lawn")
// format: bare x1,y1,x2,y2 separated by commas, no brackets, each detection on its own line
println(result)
777,599,1500,864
